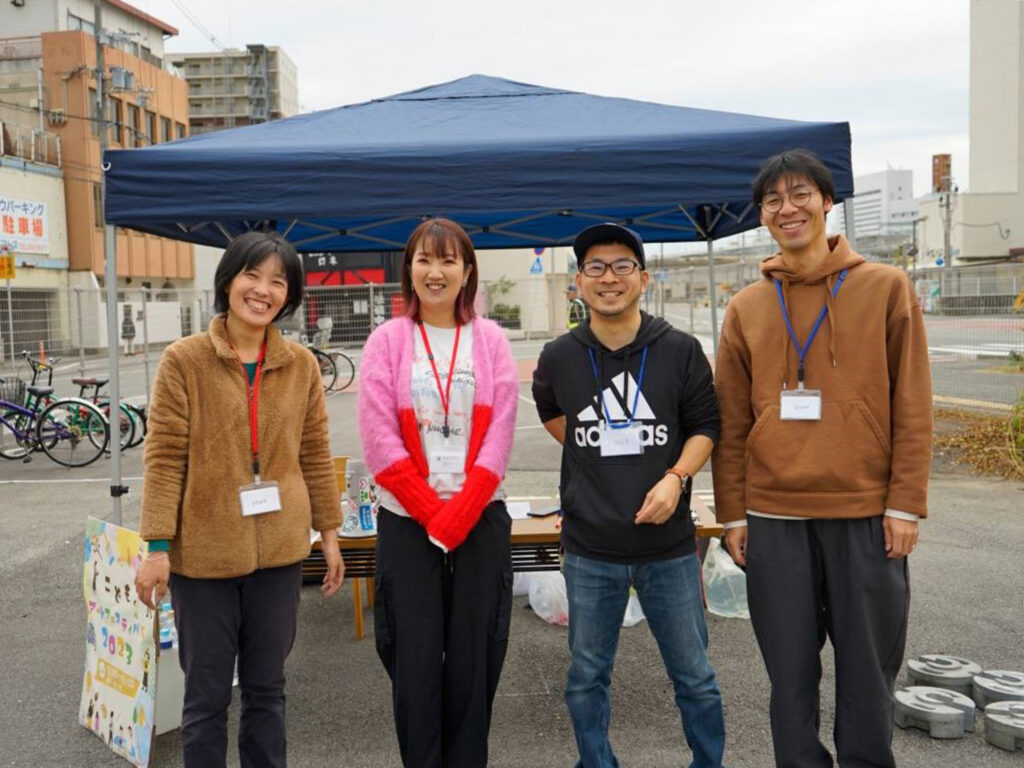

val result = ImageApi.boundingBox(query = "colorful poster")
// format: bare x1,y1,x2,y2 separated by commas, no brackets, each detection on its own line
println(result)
79,518,157,767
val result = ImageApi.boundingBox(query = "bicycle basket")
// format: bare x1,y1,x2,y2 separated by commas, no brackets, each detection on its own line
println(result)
0,377,27,407
311,328,332,349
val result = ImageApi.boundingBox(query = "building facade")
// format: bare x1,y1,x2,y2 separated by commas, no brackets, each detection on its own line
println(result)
916,0,1024,264
0,0,194,288
167,46,298,135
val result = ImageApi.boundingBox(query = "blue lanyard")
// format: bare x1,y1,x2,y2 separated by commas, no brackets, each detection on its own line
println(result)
587,346,648,429
774,269,847,388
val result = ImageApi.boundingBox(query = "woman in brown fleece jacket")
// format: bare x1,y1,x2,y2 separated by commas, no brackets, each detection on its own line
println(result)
135,232,343,768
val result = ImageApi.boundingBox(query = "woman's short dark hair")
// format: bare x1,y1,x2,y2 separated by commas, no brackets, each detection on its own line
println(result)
213,231,304,321
752,149,836,207
401,218,478,325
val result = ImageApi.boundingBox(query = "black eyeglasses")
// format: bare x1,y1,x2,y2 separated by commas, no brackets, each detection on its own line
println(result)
760,187,815,214
580,259,641,278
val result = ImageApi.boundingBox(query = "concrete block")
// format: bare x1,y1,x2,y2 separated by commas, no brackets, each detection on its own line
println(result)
973,670,1024,709
906,654,981,696
894,686,976,738
984,701,1024,752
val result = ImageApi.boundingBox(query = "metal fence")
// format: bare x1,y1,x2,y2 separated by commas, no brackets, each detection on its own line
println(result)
661,260,1024,409
0,263,1019,410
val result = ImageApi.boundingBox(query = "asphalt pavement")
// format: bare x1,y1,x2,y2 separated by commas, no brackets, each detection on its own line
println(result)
2,377,1023,767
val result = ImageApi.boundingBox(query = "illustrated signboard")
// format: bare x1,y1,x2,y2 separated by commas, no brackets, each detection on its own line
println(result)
79,518,157,767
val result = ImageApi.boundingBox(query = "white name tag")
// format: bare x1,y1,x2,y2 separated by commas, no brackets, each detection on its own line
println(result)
780,389,822,421
600,422,644,456
429,447,465,474
240,481,282,516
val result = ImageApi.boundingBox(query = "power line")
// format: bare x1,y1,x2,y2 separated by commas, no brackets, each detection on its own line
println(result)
168,0,226,50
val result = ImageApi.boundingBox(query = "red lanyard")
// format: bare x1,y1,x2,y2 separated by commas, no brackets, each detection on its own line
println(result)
229,338,268,480
417,322,460,439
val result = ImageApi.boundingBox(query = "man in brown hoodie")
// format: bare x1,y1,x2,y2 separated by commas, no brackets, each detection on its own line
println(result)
713,149,932,768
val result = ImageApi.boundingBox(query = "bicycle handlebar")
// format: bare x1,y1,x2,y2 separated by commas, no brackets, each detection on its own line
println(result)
20,350,60,370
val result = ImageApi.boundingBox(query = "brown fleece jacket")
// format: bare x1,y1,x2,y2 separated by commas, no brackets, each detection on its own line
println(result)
141,315,341,578
712,235,932,524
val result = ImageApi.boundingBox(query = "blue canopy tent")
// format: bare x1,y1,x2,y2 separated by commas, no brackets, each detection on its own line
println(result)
105,74,852,258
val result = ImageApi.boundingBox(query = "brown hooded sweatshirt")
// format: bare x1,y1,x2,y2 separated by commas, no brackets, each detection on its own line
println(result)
712,235,932,524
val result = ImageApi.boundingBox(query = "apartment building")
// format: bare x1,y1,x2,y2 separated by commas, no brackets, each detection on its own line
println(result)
168,46,298,135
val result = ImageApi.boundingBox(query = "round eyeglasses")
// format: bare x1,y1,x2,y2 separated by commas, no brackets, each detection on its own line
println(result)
760,187,814,214
580,259,641,278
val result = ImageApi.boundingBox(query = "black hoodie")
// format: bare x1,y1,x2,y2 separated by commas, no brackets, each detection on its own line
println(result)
532,312,719,563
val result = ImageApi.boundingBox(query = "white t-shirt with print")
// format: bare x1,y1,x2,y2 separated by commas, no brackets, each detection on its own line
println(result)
378,321,504,517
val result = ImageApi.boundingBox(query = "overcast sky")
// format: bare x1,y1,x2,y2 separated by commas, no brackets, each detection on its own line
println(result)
143,0,970,199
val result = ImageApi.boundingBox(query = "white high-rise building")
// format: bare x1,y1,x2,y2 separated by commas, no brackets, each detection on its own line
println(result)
843,169,916,238
916,0,1023,263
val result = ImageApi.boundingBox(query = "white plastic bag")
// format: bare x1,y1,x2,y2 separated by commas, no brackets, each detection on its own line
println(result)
512,572,532,597
528,572,569,626
702,538,750,619
622,591,646,627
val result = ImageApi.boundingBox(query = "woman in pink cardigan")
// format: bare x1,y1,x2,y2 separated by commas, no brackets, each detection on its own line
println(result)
358,218,518,768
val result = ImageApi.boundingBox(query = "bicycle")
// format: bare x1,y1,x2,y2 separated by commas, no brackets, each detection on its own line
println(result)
0,376,110,467
304,317,356,392
21,352,141,451
73,376,147,449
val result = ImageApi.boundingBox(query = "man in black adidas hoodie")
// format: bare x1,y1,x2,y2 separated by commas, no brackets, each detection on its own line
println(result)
532,223,725,768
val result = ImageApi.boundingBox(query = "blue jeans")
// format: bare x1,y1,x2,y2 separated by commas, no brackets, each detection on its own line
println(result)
563,552,726,768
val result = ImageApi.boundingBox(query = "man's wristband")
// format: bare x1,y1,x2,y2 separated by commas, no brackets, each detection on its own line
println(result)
664,468,692,493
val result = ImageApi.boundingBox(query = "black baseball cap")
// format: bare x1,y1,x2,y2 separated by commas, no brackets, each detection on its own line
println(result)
572,223,646,269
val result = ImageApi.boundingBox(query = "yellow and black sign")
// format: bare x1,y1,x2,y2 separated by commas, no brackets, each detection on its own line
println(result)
0,255,14,280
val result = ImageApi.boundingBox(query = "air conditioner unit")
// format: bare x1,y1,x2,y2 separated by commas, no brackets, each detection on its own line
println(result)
28,98,39,109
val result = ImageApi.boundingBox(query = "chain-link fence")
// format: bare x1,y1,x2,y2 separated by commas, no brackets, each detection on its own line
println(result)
1,261,1019,408
660,259,1024,409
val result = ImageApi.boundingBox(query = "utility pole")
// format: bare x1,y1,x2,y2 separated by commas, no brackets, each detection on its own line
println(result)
95,0,126,525
942,174,953,271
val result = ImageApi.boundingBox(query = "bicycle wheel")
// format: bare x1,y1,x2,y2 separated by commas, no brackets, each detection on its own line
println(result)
334,352,356,391
314,349,337,392
125,403,146,448
96,399,135,451
0,417,32,459
37,399,109,467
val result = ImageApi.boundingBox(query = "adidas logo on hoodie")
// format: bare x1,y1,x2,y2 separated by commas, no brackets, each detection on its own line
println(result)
573,370,669,448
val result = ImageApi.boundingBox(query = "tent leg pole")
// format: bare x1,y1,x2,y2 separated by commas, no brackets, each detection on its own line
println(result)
97,0,124,525
843,199,857,252
103,227,123,525
707,240,718,355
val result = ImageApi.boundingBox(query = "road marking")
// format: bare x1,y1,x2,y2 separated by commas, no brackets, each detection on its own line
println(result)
928,345,1018,359
519,394,535,405
933,395,1012,412
0,476,143,485
514,424,545,431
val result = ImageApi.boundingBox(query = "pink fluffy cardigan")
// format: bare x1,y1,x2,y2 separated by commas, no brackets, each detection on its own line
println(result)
357,316,518,544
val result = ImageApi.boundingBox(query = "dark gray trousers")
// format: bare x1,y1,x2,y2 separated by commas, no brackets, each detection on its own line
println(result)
374,502,513,768
746,515,909,768
170,562,302,768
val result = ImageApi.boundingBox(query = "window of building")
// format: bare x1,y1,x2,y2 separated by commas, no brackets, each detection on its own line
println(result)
175,122,186,139
127,104,140,148
93,183,104,229
161,116,171,143
146,110,156,145
89,87,100,137
68,12,95,36
111,98,123,144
